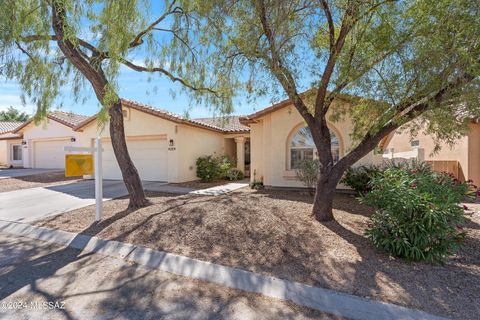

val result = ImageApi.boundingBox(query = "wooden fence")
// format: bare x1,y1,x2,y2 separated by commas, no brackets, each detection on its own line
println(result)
426,160,464,181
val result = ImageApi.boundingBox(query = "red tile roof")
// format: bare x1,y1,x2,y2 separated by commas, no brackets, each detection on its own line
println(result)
74,99,251,134
13,111,90,133
0,121,24,134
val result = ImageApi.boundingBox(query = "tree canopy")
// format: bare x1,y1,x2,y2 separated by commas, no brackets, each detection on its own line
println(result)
0,0,235,122
0,106,29,122
179,0,480,220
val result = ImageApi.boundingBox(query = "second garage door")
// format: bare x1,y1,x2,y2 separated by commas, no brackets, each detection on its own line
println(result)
34,139,70,169
102,138,168,182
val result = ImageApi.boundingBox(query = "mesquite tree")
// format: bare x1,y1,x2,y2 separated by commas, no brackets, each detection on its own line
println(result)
185,0,480,221
0,0,232,209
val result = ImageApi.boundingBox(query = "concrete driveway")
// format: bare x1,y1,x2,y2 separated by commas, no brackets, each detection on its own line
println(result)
0,180,130,222
0,168,62,179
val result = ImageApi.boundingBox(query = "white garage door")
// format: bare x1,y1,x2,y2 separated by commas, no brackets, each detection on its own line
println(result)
103,138,168,182
34,139,69,169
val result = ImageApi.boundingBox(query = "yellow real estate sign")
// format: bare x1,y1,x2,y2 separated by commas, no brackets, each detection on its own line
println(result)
65,154,94,177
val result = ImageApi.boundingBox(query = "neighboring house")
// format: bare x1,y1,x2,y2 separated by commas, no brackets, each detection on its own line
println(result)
380,122,480,184
240,96,382,188
0,121,25,167
12,112,90,169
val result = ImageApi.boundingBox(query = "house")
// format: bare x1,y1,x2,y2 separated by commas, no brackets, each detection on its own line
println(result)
72,99,250,182
380,122,480,184
239,95,382,188
12,112,90,169
10,100,250,183
0,121,25,167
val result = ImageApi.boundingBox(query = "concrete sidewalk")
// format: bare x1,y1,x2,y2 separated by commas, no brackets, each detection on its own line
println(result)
0,220,449,320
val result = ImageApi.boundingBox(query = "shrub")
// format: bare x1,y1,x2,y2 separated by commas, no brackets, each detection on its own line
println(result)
295,159,320,190
250,169,264,190
196,155,234,181
341,165,380,194
342,160,438,195
361,166,471,263
227,168,244,181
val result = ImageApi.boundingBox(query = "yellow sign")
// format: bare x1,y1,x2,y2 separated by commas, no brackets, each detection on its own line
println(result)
65,154,94,177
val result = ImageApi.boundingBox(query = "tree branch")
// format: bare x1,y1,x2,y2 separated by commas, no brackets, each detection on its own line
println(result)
319,0,335,52
119,58,219,96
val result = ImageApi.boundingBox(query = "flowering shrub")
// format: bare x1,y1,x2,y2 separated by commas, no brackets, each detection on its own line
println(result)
361,166,474,263
196,155,234,181
341,165,381,194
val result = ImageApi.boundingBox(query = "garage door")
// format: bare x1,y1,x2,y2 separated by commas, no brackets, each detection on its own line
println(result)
34,139,69,169
103,138,168,182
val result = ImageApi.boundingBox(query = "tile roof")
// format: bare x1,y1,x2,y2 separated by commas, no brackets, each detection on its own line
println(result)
48,111,90,127
13,111,90,133
194,116,250,133
74,99,251,134
0,121,24,134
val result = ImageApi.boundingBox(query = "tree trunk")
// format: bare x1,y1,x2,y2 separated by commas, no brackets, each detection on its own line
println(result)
312,168,343,222
109,101,149,209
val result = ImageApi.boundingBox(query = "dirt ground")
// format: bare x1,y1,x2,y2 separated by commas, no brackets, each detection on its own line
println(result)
35,188,480,320
0,172,79,193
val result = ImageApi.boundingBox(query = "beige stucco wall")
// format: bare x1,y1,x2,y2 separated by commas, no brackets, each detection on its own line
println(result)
468,124,480,185
0,140,7,166
384,124,474,182
81,107,241,183
248,101,381,188
19,119,87,168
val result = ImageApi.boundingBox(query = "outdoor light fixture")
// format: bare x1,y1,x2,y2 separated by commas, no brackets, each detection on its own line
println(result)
21,140,27,145
169,139,174,147
71,137,76,142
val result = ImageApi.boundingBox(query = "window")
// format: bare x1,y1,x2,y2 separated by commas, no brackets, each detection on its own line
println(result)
12,145,22,161
411,140,420,147
290,126,340,169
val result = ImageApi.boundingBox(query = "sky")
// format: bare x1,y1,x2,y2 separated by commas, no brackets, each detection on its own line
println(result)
0,70,275,119
0,1,283,120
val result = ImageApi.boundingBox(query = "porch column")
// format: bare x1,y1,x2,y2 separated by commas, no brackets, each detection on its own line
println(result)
234,136,246,173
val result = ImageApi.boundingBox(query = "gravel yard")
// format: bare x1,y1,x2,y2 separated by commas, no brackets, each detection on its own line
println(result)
0,172,79,193
35,188,480,319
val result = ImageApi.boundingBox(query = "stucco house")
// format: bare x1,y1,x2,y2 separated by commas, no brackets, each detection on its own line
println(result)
239,96,382,188
3,95,383,186
0,121,24,167
380,122,480,184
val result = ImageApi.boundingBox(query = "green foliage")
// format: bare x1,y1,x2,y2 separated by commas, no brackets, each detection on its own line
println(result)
249,169,264,190
295,159,320,190
0,0,235,123
0,106,29,122
195,154,234,182
361,166,473,263
342,160,439,194
227,168,244,181
341,165,381,194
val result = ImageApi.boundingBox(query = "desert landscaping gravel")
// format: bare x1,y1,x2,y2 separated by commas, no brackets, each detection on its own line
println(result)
0,172,79,193
35,188,480,320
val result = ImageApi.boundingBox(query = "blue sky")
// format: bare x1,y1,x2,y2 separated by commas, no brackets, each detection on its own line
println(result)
0,71,274,119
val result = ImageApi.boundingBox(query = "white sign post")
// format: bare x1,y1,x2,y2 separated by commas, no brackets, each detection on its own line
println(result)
94,137,103,221
64,137,103,222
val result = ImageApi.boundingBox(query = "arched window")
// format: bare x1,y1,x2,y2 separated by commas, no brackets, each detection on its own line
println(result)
290,126,340,169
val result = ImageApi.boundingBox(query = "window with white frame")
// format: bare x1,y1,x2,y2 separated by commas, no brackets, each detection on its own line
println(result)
290,126,340,169
11,145,22,161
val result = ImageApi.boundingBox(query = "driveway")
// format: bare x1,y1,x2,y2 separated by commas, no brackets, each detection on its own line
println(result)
0,168,62,179
0,180,131,222
0,233,328,320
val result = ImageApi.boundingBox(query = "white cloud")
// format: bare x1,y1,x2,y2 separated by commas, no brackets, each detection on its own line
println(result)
0,94,36,114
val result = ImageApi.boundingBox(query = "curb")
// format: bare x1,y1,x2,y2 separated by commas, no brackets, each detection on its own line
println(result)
0,220,450,320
